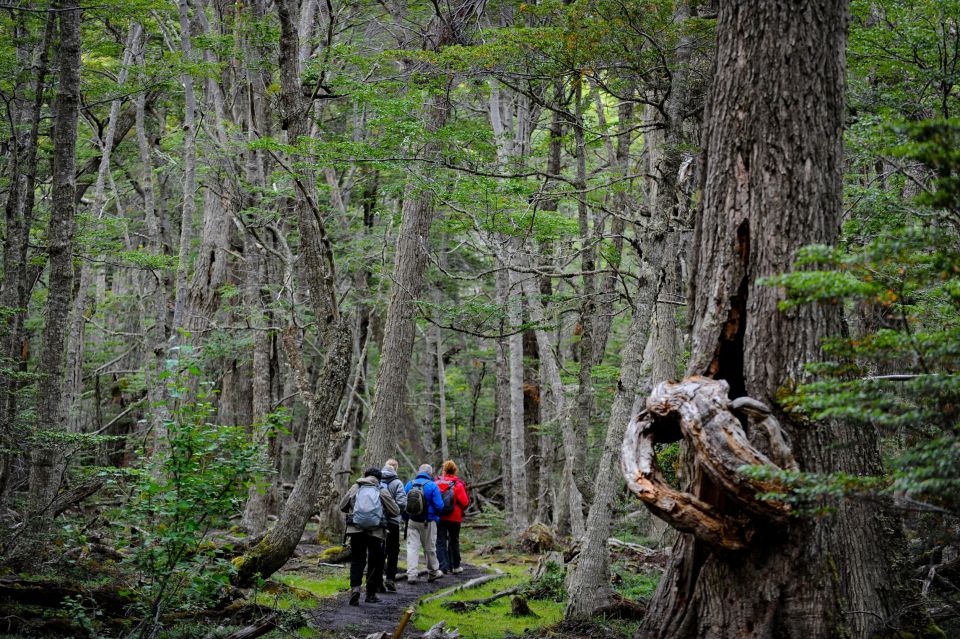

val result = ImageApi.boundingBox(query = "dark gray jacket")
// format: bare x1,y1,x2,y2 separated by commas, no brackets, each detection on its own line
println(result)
380,466,407,526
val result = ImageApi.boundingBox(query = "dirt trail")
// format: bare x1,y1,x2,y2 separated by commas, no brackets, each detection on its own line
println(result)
308,566,485,637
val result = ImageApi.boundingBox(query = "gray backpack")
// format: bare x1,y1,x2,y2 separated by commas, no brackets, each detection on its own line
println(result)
351,484,385,530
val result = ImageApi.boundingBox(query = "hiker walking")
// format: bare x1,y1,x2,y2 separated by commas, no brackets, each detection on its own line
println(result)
379,459,407,592
338,467,400,606
435,460,469,574
403,463,444,583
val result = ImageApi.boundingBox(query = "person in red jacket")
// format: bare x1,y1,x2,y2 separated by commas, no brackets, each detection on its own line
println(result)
435,460,469,574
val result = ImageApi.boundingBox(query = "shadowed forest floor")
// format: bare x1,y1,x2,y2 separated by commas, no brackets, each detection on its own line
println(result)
307,564,486,636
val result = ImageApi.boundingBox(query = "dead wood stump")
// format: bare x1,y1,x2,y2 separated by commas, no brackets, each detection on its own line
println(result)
510,596,538,617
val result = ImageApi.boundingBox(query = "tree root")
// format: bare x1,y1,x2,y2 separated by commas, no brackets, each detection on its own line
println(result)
621,376,798,551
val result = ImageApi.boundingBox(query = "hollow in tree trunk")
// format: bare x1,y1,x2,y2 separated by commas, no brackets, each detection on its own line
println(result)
624,2,920,637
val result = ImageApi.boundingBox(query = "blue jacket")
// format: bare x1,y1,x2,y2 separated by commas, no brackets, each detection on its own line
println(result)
404,472,444,522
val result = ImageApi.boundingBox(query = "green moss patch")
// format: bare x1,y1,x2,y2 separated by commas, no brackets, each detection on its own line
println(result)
414,572,564,639
277,573,349,598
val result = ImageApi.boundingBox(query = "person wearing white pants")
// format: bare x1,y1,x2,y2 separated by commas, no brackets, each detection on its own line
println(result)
405,518,441,582
403,464,445,583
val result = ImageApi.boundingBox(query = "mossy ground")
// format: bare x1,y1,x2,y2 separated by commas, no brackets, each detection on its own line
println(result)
412,571,564,639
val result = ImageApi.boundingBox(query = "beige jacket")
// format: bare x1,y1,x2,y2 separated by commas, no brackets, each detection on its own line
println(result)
338,475,400,539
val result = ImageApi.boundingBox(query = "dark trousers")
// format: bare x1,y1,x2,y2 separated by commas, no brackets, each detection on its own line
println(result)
436,521,461,572
348,532,384,595
384,522,400,582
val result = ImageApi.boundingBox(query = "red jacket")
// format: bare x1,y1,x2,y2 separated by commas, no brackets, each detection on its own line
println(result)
437,474,469,523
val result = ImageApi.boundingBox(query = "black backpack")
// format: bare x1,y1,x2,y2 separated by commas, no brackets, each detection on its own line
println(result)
437,479,456,516
405,479,428,521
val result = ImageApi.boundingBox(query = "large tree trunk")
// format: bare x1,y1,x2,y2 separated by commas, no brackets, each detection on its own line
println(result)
626,2,914,637
362,0,487,468
27,0,82,519
362,90,447,469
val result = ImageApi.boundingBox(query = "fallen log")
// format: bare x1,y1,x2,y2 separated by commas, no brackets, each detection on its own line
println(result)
422,570,505,603
423,620,460,639
204,613,277,639
51,477,105,517
592,594,647,620
441,585,521,612
0,577,135,614
606,537,657,557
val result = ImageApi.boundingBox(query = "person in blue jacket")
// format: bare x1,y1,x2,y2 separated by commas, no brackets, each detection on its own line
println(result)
403,463,445,583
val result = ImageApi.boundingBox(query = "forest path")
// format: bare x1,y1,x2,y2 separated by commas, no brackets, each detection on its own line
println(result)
307,565,486,637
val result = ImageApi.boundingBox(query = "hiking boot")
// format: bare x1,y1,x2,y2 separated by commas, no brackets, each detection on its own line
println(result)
407,575,419,584
428,571,444,582
348,590,361,607
365,593,382,603
452,567,464,574
385,580,397,592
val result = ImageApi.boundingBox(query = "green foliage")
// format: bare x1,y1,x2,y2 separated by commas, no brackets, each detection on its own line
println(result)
612,569,659,601
761,120,960,515
118,364,267,615
524,561,566,602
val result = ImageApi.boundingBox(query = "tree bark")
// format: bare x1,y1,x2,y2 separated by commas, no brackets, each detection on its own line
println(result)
628,3,915,636
170,0,198,336
362,0,487,469
565,300,655,619
27,0,82,519
520,272,584,538
507,266,530,531
494,265,512,503
0,9,55,504
62,22,140,437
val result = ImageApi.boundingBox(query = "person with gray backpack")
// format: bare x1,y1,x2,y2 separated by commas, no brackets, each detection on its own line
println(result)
338,467,400,606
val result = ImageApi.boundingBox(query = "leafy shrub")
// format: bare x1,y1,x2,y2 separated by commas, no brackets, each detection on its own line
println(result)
118,362,266,620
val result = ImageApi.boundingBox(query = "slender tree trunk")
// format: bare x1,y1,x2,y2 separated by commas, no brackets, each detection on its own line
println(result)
232,317,353,586
494,266,512,504
362,0,486,469
240,73,276,534
436,320,449,463
362,91,447,469
570,81,599,498
62,23,140,436
508,266,530,531
564,261,665,618
27,0,82,519
520,272,584,537
633,3,916,636
135,28,172,452
171,0,198,336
